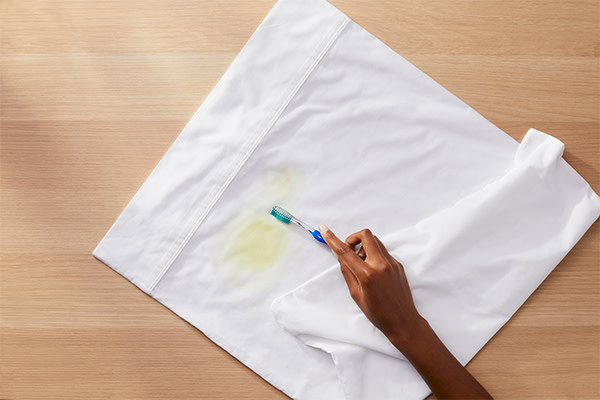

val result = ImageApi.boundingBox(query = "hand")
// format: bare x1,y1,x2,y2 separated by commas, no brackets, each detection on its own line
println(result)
318,225,427,351
318,224,493,399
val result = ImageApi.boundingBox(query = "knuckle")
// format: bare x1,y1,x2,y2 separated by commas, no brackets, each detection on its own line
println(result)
336,245,350,256
372,256,390,270
362,268,376,285
360,228,372,236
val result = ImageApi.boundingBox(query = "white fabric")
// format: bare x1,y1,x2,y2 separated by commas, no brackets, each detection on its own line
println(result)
271,129,600,399
92,0,600,399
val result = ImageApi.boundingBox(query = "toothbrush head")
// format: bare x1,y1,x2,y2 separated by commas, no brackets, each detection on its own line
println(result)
270,206,292,224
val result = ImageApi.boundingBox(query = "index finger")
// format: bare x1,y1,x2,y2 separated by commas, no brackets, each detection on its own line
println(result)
346,229,386,263
318,224,363,266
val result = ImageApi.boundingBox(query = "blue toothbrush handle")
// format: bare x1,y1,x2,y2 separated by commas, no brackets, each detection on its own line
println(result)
310,229,327,244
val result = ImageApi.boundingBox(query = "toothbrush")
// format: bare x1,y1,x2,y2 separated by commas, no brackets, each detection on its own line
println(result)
270,206,365,260
270,206,326,244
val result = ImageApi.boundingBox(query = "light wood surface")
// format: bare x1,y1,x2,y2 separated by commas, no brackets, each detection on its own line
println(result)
1,1,598,399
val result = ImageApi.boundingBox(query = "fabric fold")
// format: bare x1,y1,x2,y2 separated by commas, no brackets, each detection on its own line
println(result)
271,129,600,400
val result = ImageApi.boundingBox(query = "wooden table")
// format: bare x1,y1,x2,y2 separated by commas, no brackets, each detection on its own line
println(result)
1,1,598,398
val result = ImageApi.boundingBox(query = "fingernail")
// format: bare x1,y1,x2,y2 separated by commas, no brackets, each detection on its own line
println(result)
318,224,329,233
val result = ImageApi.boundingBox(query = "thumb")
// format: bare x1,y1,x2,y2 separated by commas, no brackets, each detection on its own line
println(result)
319,224,364,274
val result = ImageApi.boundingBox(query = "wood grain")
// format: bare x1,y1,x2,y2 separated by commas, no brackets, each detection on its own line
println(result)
1,0,598,398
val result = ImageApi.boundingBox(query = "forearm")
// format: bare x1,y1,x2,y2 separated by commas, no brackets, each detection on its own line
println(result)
389,318,493,400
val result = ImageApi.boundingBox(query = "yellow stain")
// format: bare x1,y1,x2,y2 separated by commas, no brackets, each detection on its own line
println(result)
223,215,289,274
211,167,302,291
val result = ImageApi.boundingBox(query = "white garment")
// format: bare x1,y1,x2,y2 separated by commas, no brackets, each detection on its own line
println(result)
271,129,600,399
92,0,600,399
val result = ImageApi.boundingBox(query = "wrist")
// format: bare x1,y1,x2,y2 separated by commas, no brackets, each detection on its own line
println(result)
387,315,437,357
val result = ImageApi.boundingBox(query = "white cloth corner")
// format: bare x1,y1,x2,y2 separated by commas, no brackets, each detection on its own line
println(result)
271,129,600,400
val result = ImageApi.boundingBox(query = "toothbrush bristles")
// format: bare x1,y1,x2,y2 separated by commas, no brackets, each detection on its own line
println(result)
270,206,292,224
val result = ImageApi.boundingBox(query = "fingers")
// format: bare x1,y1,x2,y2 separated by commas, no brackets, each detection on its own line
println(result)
345,229,380,255
373,235,396,264
346,229,389,265
372,236,405,273
318,224,364,273
319,224,365,301
356,243,366,259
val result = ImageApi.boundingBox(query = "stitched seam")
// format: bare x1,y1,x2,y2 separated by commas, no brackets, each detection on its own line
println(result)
148,17,351,294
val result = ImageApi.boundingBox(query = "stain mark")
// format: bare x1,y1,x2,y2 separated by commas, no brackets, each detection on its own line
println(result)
223,214,289,274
